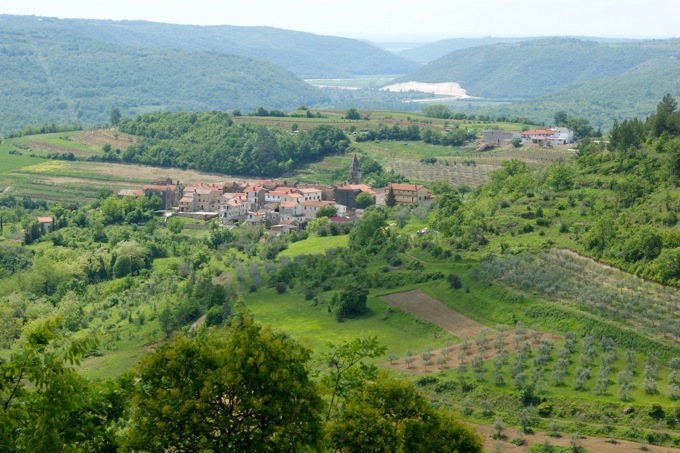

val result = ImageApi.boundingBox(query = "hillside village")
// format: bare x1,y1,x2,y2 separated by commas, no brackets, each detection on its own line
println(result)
117,154,432,234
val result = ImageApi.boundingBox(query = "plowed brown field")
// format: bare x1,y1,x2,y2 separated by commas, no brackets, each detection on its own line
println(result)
381,289,486,338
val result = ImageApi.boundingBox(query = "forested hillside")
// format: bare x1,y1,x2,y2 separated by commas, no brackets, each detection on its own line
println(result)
398,37,680,99
0,27,327,135
398,36,540,64
0,15,417,78
467,56,680,128
398,36,641,64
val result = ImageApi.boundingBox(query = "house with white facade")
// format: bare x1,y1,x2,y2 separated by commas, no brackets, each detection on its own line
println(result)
244,185,266,209
264,187,296,204
278,201,305,222
219,196,248,224
297,187,323,202
521,128,574,145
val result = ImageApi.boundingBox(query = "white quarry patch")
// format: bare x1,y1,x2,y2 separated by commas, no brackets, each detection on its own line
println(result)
380,81,474,101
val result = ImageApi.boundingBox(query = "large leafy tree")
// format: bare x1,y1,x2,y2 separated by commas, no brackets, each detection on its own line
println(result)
129,314,324,452
330,283,369,320
326,375,483,453
431,192,462,236
0,318,128,452
349,207,388,252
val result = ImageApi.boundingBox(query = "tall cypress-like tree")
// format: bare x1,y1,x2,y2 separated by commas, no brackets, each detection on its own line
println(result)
386,186,397,207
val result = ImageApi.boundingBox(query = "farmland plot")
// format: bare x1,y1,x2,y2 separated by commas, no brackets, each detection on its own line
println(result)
381,289,487,338
479,249,680,344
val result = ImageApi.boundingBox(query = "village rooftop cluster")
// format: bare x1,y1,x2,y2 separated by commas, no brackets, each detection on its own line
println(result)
116,155,432,234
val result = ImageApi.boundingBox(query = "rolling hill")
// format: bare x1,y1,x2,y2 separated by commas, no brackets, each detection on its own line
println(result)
396,37,680,99
0,24,328,134
397,36,540,64
486,55,680,127
0,15,417,79
396,36,643,65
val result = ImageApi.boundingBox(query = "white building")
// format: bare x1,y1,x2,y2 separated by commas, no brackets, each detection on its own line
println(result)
219,196,248,224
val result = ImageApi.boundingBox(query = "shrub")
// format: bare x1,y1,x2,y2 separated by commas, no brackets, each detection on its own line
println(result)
447,273,463,289
434,380,458,393
416,376,439,387
275,282,287,294
330,284,368,319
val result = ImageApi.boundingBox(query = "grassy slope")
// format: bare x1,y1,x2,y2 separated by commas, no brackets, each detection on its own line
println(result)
244,286,450,361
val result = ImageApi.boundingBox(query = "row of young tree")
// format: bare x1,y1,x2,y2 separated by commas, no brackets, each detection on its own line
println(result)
354,122,476,147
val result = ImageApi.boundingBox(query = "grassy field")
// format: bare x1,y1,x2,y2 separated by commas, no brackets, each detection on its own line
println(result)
0,134,234,201
244,285,451,362
279,234,349,257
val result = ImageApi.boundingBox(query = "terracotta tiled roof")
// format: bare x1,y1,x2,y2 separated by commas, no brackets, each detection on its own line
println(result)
37,216,53,223
388,183,424,191
522,129,554,136
143,184,177,191
118,189,144,197
302,200,335,207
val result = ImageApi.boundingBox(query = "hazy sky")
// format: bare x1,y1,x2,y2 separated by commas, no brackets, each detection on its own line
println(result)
3,0,679,41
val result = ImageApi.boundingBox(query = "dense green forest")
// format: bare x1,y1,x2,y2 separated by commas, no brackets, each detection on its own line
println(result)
115,111,351,176
0,28,327,135
489,56,680,127
0,15,417,78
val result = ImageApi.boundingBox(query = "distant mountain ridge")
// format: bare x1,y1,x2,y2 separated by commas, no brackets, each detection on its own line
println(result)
0,15,417,78
397,36,644,64
396,37,680,100
484,55,680,128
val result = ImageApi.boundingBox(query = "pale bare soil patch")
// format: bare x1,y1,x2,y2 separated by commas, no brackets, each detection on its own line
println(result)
84,162,245,185
27,141,99,157
15,160,256,186
213,271,232,287
380,81,473,99
71,128,138,151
